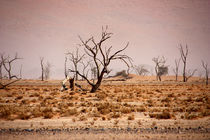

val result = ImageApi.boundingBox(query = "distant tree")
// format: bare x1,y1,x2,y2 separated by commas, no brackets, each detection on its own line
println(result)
185,69,197,82
44,62,52,80
40,57,44,81
179,44,196,82
115,70,128,77
66,48,85,81
19,64,23,79
201,60,209,85
179,44,188,82
134,65,149,76
69,26,132,92
0,79,20,89
173,58,181,81
152,56,168,81
64,56,68,78
0,58,3,79
1,53,22,79
81,60,90,81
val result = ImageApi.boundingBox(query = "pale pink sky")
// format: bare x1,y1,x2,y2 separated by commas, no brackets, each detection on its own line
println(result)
0,0,210,79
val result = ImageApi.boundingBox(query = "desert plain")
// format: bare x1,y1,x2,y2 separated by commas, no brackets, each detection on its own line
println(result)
0,75,209,140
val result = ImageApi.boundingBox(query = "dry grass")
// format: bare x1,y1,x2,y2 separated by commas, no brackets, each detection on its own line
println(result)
0,79,209,122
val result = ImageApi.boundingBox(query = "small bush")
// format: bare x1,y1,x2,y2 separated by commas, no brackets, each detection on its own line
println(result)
149,111,171,119
115,70,128,77
128,115,135,120
120,107,131,114
63,108,78,116
136,106,146,112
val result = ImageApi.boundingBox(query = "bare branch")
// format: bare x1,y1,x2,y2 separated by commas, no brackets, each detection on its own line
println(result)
0,79,20,89
69,26,132,92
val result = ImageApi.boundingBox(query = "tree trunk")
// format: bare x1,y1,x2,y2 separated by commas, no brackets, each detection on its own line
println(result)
90,71,104,93
183,61,186,82
206,74,208,85
8,71,12,80
158,75,161,81
69,78,75,91
175,74,178,81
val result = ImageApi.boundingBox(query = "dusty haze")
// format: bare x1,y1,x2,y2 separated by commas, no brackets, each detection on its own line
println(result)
0,0,210,79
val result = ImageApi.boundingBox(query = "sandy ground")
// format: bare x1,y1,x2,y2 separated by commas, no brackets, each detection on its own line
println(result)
0,76,209,139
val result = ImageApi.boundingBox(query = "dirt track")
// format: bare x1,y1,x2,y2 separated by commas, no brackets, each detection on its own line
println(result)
0,127,210,140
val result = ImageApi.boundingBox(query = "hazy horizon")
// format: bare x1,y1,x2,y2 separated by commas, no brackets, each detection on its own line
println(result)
0,0,210,79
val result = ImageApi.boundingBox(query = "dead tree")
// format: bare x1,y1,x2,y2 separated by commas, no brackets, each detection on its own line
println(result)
69,26,132,92
185,69,197,82
0,58,3,79
64,56,68,78
44,62,51,80
1,53,22,79
173,58,181,81
66,48,85,81
179,44,188,82
134,65,149,76
81,60,90,80
0,79,20,89
40,57,44,81
201,60,209,85
152,56,168,81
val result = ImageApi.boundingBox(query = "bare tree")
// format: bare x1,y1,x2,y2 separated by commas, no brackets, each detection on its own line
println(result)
179,44,188,82
40,57,44,81
19,64,23,79
185,69,197,82
44,62,51,80
0,79,20,89
179,44,197,82
66,48,85,81
81,60,90,80
152,56,168,81
201,60,209,85
0,58,3,79
40,57,52,80
173,58,181,81
1,53,22,79
64,56,68,78
69,26,132,92
133,65,149,76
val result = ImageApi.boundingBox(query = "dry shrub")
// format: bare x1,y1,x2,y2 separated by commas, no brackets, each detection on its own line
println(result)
63,108,78,116
72,118,76,122
19,112,31,120
80,108,87,113
199,109,210,117
96,92,107,100
184,112,198,120
155,89,162,93
195,97,203,102
137,119,142,126
149,111,171,119
42,107,54,119
186,106,200,113
127,114,135,120
110,112,121,118
161,97,170,103
97,102,111,115
120,107,131,114
114,88,123,93
32,107,43,118
79,115,87,121
114,119,119,126
69,91,75,95
16,95,23,100
0,105,12,119
102,116,106,120
173,107,184,112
